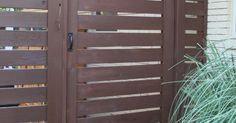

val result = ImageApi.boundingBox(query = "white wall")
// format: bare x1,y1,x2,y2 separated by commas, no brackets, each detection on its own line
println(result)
208,0,236,53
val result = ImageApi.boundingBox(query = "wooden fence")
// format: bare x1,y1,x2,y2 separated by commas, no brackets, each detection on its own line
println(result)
0,0,207,123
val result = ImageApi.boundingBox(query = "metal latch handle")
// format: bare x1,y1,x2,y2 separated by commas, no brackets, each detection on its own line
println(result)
67,33,73,51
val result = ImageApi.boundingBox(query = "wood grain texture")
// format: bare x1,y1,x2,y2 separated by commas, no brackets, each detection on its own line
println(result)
185,34,204,46
77,95,161,116
0,31,47,46
77,49,163,64
185,48,203,56
0,0,47,9
0,69,46,86
77,33,163,47
185,2,204,16
78,0,163,13
77,110,161,123
0,87,46,105
78,65,163,82
77,79,161,98
0,106,47,123
78,15,163,30
161,0,176,122
0,50,47,66
47,0,67,122
185,18,204,31
0,12,47,28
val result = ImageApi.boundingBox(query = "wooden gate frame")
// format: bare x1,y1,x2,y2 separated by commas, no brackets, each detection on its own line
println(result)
47,0,68,123
46,0,208,123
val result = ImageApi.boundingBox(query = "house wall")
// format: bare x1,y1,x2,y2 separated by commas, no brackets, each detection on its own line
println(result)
208,0,236,54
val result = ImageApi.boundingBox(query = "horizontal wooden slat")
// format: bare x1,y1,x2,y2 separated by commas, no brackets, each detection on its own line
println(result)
0,31,47,46
0,50,47,66
185,48,203,56
78,65,162,82
77,49,162,64
77,110,160,123
185,18,204,31
78,0,162,13
77,95,161,116
184,63,198,73
185,2,204,15
0,0,47,9
185,34,204,46
0,106,46,123
78,15,163,30
77,80,161,98
78,33,163,47
0,12,47,28
0,69,47,86
0,87,46,105
188,0,204,1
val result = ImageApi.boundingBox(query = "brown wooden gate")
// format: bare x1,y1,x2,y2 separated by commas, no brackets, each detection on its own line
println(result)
0,0,207,123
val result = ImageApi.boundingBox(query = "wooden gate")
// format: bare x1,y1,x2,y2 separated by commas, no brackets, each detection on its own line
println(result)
0,0,48,122
0,0,207,123
67,0,173,123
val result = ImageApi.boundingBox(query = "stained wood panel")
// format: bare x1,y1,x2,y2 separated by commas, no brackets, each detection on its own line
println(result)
72,0,207,122
0,87,46,105
78,0,163,13
185,34,204,46
77,80,161,98
77,33,163,47
78,15,163,30
0,51,47,66
0,0,48,9
0,106,47,123
77,49,163,64
76,0,164,122
185,2,204,15
0,1,48,123
185,48,203,56
185,18,204,31
0,69,47,86
78,65,163,82
0,31,47,46
77,110,161,123
77,95,161,116
181,0,206,79
0,12,47,28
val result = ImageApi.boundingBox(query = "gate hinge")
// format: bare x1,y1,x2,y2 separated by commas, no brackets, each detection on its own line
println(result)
67,33,73,51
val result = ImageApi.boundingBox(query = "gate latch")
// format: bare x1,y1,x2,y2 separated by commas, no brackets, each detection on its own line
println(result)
67,33,73,51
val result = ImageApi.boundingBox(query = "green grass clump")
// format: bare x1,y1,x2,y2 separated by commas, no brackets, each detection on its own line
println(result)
169,43,236,123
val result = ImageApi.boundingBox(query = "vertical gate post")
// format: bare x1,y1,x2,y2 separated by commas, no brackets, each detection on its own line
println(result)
66,0,78,122
47,0,68,122
175,0,185,83
162,0,176,122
